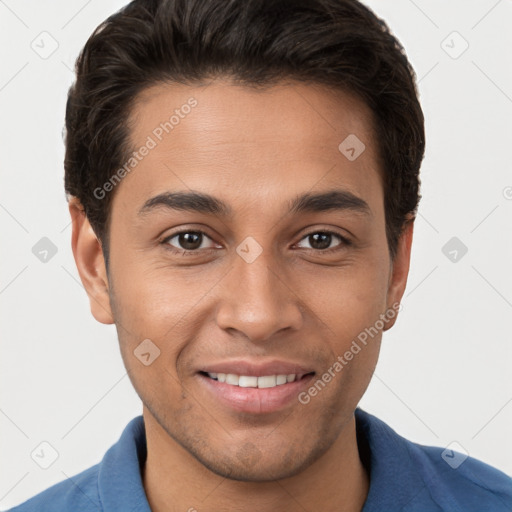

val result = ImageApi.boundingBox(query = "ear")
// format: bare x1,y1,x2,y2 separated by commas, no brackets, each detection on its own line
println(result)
383,217,414,331
68,196,114,325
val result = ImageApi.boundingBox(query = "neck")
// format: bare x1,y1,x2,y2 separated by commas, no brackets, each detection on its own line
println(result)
142,410,370,512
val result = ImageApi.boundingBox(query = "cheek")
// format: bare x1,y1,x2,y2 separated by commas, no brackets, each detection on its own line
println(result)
297,253,390,332
108,260,223,385
110,252,216,334
295,251,389,393
109,273,190,413
298,270,386,414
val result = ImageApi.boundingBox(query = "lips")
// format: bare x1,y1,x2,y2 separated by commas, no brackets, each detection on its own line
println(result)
198,359,315,379
197,371,316,414
196,359,316,413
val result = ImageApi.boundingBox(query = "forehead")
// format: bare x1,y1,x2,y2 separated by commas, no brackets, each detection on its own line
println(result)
113,79,383,217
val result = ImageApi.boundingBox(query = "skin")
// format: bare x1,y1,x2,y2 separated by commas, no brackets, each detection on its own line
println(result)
69,79,413,512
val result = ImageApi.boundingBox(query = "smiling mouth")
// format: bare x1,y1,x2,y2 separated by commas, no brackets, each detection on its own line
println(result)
199,371,315,389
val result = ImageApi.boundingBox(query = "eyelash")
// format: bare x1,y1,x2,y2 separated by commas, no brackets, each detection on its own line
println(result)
160,229,352,256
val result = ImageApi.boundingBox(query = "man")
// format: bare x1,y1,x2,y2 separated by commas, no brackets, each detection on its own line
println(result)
8,0,512,511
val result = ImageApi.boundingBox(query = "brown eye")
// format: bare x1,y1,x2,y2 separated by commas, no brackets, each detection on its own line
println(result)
296,231,349,251
307,232,333,250
176,232,203,250
162,231,217,252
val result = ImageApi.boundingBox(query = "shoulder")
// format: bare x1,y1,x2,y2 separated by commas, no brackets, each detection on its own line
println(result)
355,408,512,512
5,463,102,512
5,416,148,512
408,440,512,511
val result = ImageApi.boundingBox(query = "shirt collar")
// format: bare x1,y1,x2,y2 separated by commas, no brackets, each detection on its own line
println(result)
98,415,151,512
355,407,429,511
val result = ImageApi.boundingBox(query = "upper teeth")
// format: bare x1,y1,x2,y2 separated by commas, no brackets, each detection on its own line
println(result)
207,372,298,388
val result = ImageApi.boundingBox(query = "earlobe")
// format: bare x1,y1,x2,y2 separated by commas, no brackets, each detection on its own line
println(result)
384,218,414,331
68,197,114,325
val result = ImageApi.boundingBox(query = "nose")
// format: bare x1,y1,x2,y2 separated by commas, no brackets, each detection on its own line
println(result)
215,246,304,343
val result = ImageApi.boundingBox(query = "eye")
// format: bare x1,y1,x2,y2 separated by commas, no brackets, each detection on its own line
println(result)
295,230,351,252
162,230,218,253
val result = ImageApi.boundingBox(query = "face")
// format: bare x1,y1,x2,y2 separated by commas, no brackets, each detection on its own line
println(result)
70,79,412,482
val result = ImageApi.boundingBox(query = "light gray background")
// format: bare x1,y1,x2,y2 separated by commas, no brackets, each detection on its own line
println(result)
1,0,511,509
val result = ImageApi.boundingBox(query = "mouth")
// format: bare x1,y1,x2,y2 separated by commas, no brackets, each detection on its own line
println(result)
197,370,316,414
199,371,315,389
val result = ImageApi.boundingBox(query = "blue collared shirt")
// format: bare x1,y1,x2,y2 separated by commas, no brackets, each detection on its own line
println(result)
6,408,512,511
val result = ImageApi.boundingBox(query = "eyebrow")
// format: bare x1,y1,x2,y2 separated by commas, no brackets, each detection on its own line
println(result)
138,189,371,218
